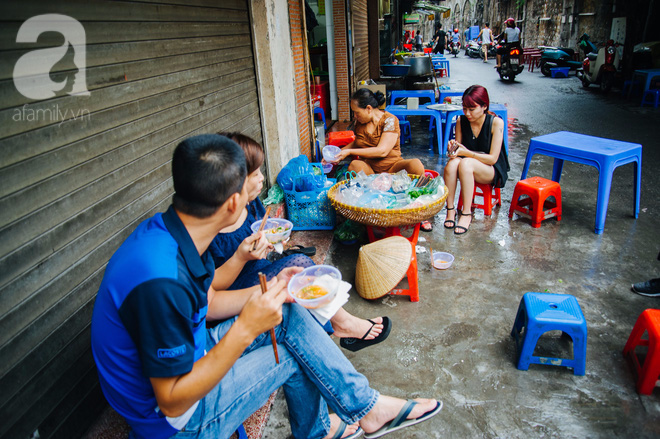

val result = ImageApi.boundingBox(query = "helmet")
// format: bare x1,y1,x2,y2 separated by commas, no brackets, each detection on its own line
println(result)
454,28,459,33
506,17,515,26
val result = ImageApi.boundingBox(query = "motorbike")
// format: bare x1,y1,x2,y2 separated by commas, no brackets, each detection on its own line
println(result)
449,40,461,57
479,41,497,60
576,39,621,93
496,43,524,82
578,33,598,58
540,46,583,77
466,40,481,58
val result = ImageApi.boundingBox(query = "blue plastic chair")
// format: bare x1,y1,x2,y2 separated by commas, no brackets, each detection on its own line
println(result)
313,107,326,129
399,120,412,144
521,131,642,234
511,292,587,375
432,59,450,77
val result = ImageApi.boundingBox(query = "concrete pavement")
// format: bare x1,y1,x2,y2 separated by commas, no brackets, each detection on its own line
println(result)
263,54,660,438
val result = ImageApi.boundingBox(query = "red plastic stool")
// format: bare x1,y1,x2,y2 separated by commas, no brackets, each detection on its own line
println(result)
623,309,660,395
457,182,501,216
509,177,562,228
365,224,420,302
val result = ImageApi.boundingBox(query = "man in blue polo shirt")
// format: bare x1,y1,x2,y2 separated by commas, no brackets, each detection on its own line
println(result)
91,134,441,439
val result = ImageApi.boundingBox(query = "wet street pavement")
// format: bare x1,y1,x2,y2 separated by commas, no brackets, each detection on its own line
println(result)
264,54,660,438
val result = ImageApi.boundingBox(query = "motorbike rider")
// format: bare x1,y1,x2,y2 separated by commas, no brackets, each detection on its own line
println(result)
450,28,461,52
476,23,492,63
495,18,520,68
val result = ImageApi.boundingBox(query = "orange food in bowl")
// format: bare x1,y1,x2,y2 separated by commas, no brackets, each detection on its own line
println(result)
295,285,329,300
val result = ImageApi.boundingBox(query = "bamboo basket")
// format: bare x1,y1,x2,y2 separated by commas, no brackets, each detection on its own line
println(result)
328,174,448,228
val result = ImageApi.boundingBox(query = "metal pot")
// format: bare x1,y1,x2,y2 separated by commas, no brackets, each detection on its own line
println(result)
404,56,433,76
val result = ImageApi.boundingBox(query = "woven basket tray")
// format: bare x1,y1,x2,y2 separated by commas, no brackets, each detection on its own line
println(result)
328,175,448,228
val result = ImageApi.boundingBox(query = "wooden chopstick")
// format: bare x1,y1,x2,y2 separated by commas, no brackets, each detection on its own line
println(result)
258,272,280,364
252,206,272,251
429,245,434,267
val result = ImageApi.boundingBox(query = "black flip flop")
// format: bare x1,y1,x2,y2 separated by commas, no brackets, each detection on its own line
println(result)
340,317,392,352
283,244,316,257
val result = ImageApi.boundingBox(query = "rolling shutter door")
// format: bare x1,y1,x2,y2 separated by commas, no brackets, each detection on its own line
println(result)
0,0,262,437
352,0,369,87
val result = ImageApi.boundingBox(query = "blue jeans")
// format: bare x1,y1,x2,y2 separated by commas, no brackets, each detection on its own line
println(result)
172,303,378,439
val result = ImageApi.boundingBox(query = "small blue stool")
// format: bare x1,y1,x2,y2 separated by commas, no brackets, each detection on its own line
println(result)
622,79,640,98
511,292,587,375
641,89,660,108
399,120,411,144
314,107,326,129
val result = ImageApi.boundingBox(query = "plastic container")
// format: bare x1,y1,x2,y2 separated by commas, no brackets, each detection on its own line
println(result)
424,169,439,178
550,67,569,78
322,145,342,163
250,218,293,244
327,131,356,147
287,265,341,309
432,251,454,270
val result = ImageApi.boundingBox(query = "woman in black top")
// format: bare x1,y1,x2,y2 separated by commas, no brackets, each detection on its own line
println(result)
443,85,509,235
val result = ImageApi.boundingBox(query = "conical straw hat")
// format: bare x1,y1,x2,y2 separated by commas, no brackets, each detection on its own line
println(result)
356,236,412,300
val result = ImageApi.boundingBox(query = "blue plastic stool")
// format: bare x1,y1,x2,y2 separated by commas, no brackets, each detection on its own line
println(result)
314,107,326,129
641,89,660,108
399,120,411,144
236,425,247,439
622,79,640,98
511,292,587,375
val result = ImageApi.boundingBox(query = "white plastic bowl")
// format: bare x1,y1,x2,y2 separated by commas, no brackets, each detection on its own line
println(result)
432,251,454,270
287,265,341,309
250,218,293,244
322,145,342,163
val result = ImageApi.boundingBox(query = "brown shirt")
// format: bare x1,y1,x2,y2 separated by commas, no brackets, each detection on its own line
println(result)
353,111,402,173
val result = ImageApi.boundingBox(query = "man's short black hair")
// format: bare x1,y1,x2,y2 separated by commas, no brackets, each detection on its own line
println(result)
172,134,247,218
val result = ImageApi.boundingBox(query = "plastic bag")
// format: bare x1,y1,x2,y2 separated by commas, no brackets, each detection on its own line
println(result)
263,184,284,205
276,155,316,191
334,219,365,243
391,170,412,193
371,173,393,192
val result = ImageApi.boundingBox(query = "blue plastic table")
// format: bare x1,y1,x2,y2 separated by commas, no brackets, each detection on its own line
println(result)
439,103,508,157
438,89,464,103
385,104,443,154
521,131,642,234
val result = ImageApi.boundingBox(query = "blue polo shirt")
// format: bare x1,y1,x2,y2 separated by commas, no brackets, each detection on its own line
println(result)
91,206,214,439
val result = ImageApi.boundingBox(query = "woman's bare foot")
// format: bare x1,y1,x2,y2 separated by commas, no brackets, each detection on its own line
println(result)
323,413,360,439
331,309,383,340
444,206,456,229
359,396,438,434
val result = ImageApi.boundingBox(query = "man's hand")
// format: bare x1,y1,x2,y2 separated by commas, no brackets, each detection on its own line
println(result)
236,276,289,339
276,267,304,303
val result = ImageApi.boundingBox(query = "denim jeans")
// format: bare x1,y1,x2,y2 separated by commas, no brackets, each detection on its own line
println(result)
172,303,378,439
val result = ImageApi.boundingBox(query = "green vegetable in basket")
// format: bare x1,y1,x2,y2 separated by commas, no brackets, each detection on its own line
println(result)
334,220,364,243
263,184,284,205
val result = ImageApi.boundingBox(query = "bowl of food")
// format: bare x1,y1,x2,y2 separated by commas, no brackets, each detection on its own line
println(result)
287,265,341,309
250,218,293,244
322,145,342,163
432,251,454,270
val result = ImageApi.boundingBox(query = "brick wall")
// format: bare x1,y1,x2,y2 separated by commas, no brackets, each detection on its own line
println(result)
333,0,350,122
288,0,312,157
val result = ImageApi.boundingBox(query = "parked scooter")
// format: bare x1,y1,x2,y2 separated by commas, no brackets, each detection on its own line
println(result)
450,40,461,57
466,40,481,58
540,46,583,76
578,33,598,58
577,39,621,93
496,43,524,82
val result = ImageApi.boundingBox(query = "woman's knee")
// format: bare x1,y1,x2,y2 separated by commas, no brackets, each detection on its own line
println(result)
348,160,371,174
408,159,425,175
444,158,460,177
458,158,476,175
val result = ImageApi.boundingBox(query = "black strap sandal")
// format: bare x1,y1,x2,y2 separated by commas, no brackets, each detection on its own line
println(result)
454,210,472,236
443,207,456,229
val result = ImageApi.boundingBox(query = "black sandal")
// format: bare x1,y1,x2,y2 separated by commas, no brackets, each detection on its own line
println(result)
454,210,472,236
443,207,456,229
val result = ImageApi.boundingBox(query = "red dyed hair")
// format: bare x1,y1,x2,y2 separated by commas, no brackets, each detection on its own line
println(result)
462,85,490,112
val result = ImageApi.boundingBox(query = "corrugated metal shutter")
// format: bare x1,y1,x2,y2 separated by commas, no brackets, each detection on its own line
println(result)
352,0,369,87
0,1,263,437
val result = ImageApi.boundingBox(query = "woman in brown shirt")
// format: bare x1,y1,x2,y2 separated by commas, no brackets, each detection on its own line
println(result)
334,88,424,176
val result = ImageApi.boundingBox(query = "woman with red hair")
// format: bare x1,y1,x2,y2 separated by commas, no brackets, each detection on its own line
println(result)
443,85,509,235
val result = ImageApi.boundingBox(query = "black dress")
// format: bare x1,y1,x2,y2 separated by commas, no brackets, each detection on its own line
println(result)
458,113,509,188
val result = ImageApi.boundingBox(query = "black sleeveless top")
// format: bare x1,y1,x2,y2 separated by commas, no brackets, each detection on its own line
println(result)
459,113,509,188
